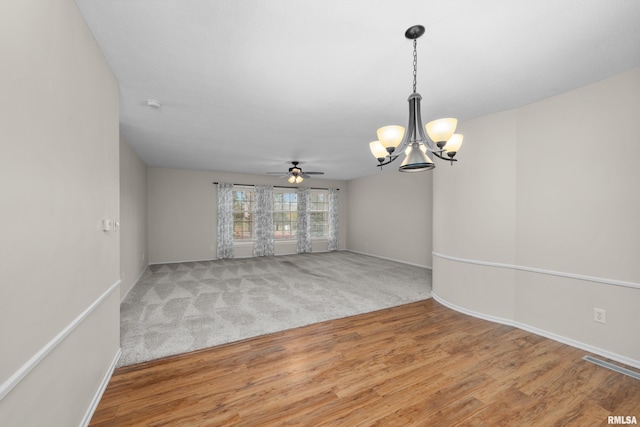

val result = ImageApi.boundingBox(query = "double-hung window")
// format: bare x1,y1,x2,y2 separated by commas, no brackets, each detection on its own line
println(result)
310,190,329,238
232,186,254,241
231,186,329,241
273,189,297,240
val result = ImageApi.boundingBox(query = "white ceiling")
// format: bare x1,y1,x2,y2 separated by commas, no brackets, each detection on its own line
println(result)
75,0,640,181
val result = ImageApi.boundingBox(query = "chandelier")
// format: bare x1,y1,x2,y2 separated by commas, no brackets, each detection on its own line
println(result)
369,25,464,172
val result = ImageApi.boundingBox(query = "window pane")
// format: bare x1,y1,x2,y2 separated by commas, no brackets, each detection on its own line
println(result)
309,193,329,238
273,190,297,240
233,188,254,240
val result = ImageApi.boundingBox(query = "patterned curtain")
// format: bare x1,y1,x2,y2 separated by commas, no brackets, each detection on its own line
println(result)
296,187,312,253
328,188,339,251
254,185,274,257
216,182,235,259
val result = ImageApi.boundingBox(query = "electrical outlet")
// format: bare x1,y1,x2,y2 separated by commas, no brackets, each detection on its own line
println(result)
594,308,606,324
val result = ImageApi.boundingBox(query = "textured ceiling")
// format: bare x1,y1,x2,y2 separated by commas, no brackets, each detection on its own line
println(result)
75,0,640,181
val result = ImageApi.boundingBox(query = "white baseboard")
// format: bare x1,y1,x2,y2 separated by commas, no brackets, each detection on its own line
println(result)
347,249,432,270
431,292,640,370
149,249,341,265
0,280,121,401
149,257,216,265
120,267,148,302
80,348,122,427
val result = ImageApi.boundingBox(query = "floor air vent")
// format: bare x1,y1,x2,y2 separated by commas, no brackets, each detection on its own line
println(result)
583,355,640,380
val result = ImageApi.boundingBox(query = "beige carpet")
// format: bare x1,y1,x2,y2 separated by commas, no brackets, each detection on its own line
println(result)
119,251,431,366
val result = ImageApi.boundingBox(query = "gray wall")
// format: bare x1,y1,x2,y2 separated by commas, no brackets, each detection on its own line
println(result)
120,138,148,299
147,167,348,263
433,68,640,367
0,0,121,425
347,170,433,268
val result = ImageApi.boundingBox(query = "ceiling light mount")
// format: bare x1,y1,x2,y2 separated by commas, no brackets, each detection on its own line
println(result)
369,25,464,172
404,25,425,40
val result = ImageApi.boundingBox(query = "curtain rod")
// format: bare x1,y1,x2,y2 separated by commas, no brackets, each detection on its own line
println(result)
212,182,338,191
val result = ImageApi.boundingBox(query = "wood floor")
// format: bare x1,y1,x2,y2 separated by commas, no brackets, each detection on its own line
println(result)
90,299,640,426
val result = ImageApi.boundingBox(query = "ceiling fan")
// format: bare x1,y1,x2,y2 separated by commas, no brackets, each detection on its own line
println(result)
267,161,324,184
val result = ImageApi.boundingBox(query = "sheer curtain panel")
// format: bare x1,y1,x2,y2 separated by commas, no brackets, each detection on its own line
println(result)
328,188,339,251
216,182,235,259
296,187,312,253
254,185,275,257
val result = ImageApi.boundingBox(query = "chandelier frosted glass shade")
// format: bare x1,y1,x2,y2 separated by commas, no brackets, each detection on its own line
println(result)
444,134,464,155
376,125,405,151
369,140,388,160
425,118,458,147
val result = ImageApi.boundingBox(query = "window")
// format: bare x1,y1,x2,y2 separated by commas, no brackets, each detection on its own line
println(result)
273,190,297,240
310,190,329,238
231,186,330,241
233,187,254,240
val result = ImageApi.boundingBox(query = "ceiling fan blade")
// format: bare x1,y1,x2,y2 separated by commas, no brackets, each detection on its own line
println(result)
267,162,324,179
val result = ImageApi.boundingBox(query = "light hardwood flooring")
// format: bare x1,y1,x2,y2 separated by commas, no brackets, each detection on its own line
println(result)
90,299,640,426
